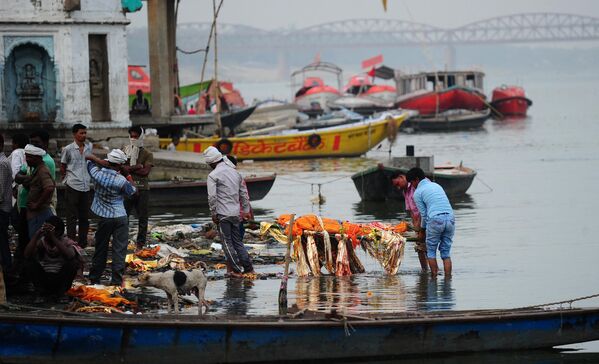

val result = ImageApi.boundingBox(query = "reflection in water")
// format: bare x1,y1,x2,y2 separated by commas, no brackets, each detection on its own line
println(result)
450,193,475,210
353,200,406,221
295,276,361,313
221,278,256,316
293,274,412,314
415,273,455,311
146,207,274,226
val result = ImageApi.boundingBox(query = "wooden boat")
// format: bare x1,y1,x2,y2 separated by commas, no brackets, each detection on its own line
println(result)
160,111,411,160
239,100,298,131
328,94,394,116
491,85,532,117
397,86,487,115
56,174,276,209
295,108,363,131
352,163,476,201
394,71,490,131
152,105,257,137
401,109,491,132
1,307,598,363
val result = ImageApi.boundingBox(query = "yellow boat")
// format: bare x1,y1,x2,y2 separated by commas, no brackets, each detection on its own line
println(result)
159,111,411,160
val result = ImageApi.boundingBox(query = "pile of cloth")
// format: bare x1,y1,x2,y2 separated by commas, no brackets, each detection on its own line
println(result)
261,214,408,276
67,285,136,310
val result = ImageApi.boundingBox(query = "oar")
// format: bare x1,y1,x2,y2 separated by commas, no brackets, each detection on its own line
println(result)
278,214,295,316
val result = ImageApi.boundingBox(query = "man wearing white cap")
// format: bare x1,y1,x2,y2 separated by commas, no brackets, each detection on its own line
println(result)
204,146,253,278
22,144,55,239
85,150,137,286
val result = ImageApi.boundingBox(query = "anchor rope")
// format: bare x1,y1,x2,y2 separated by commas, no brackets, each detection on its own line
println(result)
277,174,352,186
513,292,599,311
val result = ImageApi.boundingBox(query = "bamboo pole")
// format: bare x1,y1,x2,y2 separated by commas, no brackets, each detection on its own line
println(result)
212,0,224,138
278,214,295,315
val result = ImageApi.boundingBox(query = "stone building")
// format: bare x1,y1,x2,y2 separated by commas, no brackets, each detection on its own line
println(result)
0,0,138,136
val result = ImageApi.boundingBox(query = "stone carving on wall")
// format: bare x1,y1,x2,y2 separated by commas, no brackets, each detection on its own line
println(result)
89,58,103,97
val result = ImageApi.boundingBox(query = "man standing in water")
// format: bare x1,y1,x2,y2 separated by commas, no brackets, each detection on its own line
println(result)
60,124,92,247
204,146,253,278
407,167,455,278
392,171,428,272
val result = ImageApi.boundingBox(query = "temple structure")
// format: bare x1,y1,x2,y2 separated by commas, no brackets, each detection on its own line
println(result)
0,0,139,134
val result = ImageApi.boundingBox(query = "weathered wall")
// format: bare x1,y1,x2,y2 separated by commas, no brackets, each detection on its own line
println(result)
0,0,131,129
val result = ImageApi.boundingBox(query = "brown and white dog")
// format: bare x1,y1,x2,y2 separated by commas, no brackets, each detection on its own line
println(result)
134,262,209,315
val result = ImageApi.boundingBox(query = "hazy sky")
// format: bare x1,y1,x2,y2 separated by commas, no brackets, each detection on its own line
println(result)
129,0,599,29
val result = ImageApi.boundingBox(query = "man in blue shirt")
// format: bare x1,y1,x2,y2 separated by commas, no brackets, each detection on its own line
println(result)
407,167,455,278
86,150,137,286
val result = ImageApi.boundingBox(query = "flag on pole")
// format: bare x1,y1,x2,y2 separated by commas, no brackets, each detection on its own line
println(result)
381,0,388,12
368,67,376,82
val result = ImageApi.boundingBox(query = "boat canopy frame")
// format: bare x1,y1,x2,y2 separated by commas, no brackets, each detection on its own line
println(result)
290,61,343,99
395,70,485,96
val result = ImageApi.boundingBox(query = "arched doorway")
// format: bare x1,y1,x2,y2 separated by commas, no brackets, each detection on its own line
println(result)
4,43,57,122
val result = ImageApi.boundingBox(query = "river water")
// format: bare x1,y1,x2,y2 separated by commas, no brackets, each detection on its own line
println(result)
146,73,599,359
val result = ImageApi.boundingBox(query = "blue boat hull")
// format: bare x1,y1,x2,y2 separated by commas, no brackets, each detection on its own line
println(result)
1,308,599,363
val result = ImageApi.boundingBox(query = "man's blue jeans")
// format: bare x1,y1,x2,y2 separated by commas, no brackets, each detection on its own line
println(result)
425,213,455,259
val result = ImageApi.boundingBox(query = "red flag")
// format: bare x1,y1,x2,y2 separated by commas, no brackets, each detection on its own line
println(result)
368,67,376,78
361,54,384,70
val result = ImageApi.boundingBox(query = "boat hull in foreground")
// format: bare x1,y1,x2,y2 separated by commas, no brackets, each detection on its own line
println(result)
1,308,598,363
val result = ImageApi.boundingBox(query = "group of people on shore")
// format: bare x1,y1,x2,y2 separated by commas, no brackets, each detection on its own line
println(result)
0,125,154,301
0,120,452,305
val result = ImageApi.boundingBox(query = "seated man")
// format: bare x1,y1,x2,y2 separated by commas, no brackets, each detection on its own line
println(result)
23,216,82,298
131,89,150,115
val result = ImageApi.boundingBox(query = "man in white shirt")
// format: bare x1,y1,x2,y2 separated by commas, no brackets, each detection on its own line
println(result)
204,146,253,278
60,124,92,247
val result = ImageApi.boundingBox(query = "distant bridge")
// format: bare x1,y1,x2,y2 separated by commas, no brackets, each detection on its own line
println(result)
177,13,599,49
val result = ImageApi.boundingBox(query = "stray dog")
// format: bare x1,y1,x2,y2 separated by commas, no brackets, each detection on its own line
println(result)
134,262,209,315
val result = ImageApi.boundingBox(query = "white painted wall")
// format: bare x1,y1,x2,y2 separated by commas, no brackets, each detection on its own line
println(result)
0,0,126,24
0,0,131,128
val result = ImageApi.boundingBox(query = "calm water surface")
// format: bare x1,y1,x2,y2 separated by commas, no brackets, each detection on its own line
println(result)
147,75,599,357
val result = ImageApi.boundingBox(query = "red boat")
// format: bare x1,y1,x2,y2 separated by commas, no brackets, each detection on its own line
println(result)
490,85,532,117
395,71,488,116
397,86,487,115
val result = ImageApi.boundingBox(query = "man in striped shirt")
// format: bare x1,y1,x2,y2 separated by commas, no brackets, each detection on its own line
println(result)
86,150,137,286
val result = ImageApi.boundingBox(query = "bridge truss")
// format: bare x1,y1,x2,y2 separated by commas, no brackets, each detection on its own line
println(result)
176,13,599,50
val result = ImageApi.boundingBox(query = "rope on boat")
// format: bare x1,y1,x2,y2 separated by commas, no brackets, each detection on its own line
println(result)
277,174,353,186
514,292,599,310
474,175,494,193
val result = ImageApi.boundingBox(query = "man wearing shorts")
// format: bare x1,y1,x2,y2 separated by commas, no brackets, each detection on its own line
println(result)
407,167,455,278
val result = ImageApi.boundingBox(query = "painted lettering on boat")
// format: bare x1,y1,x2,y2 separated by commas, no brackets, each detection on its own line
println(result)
347,131,368,139
232,137,325,156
